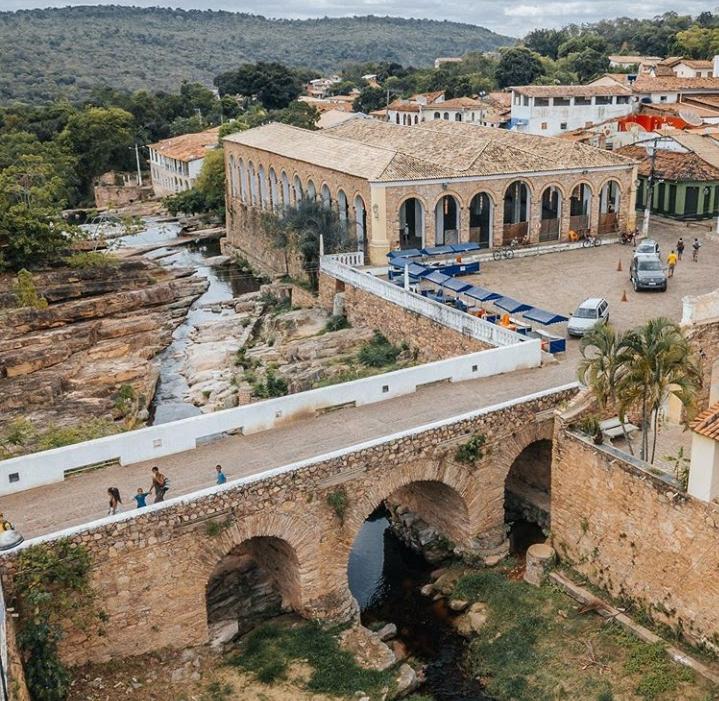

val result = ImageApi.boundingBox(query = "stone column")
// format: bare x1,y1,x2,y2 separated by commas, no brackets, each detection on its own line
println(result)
590,192,601,234
559,193,571,241
528,195,542,243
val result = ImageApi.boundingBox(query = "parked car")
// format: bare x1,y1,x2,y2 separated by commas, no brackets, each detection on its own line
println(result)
567,297,609,337
634,239,660,257
630,254,667,292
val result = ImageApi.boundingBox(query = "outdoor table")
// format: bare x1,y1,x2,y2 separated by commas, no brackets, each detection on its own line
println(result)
600,417,640,440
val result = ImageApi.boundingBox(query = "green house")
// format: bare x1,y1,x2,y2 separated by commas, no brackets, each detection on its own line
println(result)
619,133,719,220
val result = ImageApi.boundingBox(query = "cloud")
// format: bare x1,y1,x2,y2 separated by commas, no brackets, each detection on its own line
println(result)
1,0,712,36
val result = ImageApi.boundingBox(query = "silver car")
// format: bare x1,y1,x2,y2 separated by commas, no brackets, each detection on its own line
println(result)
567,297,609,337
630,254,667,292
634,239,660,257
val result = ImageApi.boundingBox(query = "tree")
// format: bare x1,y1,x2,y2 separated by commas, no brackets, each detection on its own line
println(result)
164,147,225,218
214,62,303,110
352,87,386,114
328,80,357,96
567,48,610,82
524,28,569,59
168,114,206,136
557,33,608,58
270,102,319,130
60,107,135,195
674,25,719,58
495,47,545,88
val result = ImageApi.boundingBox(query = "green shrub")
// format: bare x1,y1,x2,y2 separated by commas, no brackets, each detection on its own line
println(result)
357,330,401,368
323,315,350,333
14,269,48,309
64,251,119,268
577,414,601,437
327,488,349,522
252,370,289,399
201,681,234,701
455,433,487,464
113,383,136,416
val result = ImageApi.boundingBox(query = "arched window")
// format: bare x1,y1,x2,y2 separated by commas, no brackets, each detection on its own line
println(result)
455,113,462,122
293,175,303,203
599,180,621,234
306,179,317,201
434,195,459,245
228,155,237,198
338,189,349,230
434,112,441,119
503,181,530,244
258,165,269,208
321,184,331,209
413,115,419,124
281,171,291,208
269,168,279,210
569,183,592,235
248,162,258,205
395,113,400,124
469,193,492,249
443,112,449,120
540,186,561,241
354,195,367,256
399,197,424,249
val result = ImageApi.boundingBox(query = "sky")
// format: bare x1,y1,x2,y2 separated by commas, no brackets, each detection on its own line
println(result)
1,0,713,37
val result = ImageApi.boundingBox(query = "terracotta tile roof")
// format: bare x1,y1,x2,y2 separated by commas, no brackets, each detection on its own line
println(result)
224,119,633,184
411,90,445,104
149,127,220,162
659,130,719,171
678,59,713,70
609,55,662,65
512,84,631,97
487,91,511,108
434,96,483,109
616,144,719,181
387,100,421,113
631,76,719,93
690,402,719,440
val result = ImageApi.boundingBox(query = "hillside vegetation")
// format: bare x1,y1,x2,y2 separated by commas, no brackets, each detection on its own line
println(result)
0,6,513,103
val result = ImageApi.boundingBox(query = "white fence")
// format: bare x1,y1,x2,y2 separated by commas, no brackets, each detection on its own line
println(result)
320,254,527,347
0,341,540,496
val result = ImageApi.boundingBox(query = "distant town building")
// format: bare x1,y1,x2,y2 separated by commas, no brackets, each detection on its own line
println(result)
93,171,152,210
306,76,342,99
148,127,220,197
223,119,636,274
651,57,715,79
434,56,463,69
618,130,719,220
608,55,662,73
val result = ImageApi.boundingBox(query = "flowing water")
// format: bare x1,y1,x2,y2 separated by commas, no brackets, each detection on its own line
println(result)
114,219,263,424
348,507,545,701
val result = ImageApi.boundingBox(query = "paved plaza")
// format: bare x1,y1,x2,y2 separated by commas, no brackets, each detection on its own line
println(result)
2,217,715,540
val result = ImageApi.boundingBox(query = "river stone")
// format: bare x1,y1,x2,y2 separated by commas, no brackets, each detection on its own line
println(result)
420,583,434,596
339,626,396,671
449,599,469,612
394,664,419,698
376,623,397,641
453,602,489,637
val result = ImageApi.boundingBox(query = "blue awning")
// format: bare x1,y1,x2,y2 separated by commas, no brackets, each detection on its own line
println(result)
424,270,452,286
441,277,472,293
388,248,422,259
406,264,430,278
421,245,455,256
494,296,533,313
449,242,481,253
522,308,569,325
463,285,502,302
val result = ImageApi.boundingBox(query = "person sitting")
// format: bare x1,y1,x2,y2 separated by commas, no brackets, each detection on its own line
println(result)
500,312,512,327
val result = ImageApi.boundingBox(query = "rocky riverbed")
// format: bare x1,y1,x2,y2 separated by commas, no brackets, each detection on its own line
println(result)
0,258,207,456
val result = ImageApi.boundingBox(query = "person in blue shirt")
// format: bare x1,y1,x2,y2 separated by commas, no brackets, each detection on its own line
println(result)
215,464,227,485
133,488,151,509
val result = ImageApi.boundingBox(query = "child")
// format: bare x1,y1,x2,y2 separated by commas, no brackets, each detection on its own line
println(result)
107,487,122,515
133,488,151,509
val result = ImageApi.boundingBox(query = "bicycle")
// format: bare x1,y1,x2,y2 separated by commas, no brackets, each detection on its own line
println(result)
582,234,600,248
492,237,523,260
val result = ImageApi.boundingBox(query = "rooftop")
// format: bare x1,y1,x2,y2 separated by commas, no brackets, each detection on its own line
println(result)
224,119,633,183
690,402,719,441
609,55,662,64
431,96,483,109
617,142,719,182
149,127,220,162
512,84,631,97
631,76,719,93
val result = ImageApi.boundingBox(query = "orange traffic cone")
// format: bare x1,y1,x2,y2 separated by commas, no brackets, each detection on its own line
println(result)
621,290,628,302
617,259,623,272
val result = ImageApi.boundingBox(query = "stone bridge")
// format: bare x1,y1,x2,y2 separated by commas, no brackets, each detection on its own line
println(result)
0,385,576,666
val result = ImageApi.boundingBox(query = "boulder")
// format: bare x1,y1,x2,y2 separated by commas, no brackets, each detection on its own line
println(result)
376,623,397,641
339,625,396,672
394,664,419,698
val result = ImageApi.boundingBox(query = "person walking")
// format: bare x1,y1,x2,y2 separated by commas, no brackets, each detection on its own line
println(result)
107,487,122,515
133,488,151,509
215,464,227,485
692,238,701,262
149,466,169,503
667,249,678,277
676,238,685,260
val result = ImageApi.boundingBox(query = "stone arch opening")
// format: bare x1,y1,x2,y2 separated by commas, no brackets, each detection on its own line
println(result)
258,165,269,208
293,174,303,204
269,167,279,210
248,162,258,205
338,189,349,230
206,535,301,637
504,439,553,540
540,186,561,242
434,194,459,245
280,171,290,208
570,183,592,235
354,194,367,256
469,192,492,248
599,180,621,233
239,159,249,203
398,197,424,250
228,154,237,198
321,183,332,209
307,179,317,201
503,180,530,244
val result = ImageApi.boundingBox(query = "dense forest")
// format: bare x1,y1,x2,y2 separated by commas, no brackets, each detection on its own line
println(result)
0,7,512,104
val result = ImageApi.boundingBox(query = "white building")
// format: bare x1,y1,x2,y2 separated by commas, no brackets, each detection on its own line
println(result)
148,127,220,197
382,91,508,128
608,55,662,72
509,85,634,136
434,57,463,69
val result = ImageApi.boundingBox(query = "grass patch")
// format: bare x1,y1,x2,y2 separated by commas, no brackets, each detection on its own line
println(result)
323,315,350,333
227,621,393,698
64,251,119,269
357,330,402,368
453,566,714,701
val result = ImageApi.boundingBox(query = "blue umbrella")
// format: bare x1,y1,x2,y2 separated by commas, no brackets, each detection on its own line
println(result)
442,277,472,293
463,285,502,302
424,270,452,286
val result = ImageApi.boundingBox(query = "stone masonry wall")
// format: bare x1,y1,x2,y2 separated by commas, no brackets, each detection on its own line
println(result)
318,273,490,362
551,425,719,647
0,387,575,667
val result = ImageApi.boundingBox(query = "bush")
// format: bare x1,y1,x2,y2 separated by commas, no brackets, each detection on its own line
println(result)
64,251,119,269
14,269,48,309
252,370,288,399
357,330,401,368
327,488,348,522
323,315,350,333
455,433,487,464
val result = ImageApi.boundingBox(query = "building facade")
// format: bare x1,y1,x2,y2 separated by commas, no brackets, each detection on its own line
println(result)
148,127,220,197
222,119,636,274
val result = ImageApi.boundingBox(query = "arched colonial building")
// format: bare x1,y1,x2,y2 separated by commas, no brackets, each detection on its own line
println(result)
223,119,637,272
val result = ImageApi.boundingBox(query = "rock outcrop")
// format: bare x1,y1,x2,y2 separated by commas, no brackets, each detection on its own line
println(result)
0,259,207,454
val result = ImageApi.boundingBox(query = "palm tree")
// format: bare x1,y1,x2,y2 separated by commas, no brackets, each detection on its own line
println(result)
577,324,635,453
617,318,702,463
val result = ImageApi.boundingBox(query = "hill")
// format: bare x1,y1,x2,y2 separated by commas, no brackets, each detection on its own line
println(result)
0,6,513,104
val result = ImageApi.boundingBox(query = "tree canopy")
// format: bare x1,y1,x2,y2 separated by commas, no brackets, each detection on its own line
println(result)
215,63,305,110
495,48,546,88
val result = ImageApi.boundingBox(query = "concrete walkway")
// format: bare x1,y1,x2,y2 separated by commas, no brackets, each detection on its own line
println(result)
0,362,572,540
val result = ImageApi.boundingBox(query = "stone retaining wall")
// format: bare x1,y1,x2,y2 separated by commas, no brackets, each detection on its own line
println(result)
551,423,719,648
0,386,575,666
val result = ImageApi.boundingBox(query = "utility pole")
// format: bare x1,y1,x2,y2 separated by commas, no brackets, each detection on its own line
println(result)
642,136,658,238
134,143,143,187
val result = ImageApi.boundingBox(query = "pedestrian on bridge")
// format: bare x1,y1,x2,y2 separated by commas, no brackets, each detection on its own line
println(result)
107,487,122,515
150,466,169,503
215,464,227,485
133,488,151,509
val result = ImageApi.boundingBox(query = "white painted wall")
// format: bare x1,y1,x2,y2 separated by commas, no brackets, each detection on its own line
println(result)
0,341,541,496
688,434,719,502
